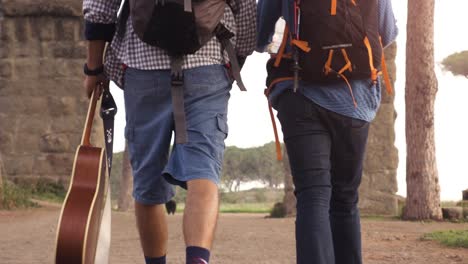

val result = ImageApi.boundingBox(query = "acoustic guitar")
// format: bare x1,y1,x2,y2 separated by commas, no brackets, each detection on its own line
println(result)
55,88,112,264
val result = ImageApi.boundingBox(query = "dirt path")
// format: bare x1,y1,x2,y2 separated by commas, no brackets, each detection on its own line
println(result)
0,206,466,264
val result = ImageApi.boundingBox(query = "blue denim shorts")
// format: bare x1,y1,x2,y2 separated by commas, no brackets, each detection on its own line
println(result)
124,65,231,205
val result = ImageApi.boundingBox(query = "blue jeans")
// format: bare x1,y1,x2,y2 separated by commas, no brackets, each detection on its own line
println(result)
276,90,370,264
124,65,231,205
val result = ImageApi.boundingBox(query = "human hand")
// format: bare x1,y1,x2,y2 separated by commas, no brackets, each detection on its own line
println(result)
83,73,108,98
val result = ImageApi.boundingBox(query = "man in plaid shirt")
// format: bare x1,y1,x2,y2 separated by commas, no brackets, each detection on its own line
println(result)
82,0,256,263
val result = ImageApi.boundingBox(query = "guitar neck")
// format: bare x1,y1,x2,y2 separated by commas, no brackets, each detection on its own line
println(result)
81,90,100,147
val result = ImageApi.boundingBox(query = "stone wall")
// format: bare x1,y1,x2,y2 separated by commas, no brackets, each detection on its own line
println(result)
0,0,102,185
359,43,399,215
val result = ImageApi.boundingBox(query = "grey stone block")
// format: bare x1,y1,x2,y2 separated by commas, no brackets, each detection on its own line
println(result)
442,207,463,220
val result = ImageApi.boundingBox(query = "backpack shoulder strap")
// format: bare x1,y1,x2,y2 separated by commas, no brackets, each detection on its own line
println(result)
117,0,130,38
215,24,247,91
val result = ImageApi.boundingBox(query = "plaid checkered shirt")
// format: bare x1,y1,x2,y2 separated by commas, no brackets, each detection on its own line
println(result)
83,0,257,87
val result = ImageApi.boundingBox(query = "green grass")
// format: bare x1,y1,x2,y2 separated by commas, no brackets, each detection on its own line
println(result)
362,215,401,221
441,201,460,207
1,182,37,210
219,189,283,204
220,203,274,213
31,179,66,203
0,179,67,210
422,230,468,248
175,202,274,214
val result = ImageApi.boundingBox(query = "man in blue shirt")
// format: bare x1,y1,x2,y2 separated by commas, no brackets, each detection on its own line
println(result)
257,0,398,263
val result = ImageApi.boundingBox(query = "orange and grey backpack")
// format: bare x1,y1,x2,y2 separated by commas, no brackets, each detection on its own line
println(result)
266,0,393,160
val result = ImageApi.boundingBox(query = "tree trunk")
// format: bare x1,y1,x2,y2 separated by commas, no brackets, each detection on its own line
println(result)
118,142,133,211
0,153,4,206
404,0,442,220
282,149,296,216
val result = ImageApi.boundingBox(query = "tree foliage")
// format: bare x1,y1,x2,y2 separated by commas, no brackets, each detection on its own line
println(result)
111,142,287,195
222,142,285,191
442,51,468,78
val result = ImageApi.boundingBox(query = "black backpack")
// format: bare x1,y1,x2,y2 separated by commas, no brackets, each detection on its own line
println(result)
128,0,228,56
267,0,392,94
300,0,382,81
118,0,246,144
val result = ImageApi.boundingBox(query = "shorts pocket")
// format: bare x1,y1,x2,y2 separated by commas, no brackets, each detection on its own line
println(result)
216,114,228,138
188,114,228,144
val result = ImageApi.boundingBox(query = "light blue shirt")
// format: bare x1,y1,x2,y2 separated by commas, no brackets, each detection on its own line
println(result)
257,0,398,121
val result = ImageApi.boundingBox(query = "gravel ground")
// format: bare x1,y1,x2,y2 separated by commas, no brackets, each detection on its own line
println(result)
0,206,467,264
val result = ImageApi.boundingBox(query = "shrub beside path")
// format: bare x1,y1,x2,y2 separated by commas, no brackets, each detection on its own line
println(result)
0,206,467,264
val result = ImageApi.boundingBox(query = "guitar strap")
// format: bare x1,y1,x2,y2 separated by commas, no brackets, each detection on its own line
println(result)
100,88,117,175
95,88,117,264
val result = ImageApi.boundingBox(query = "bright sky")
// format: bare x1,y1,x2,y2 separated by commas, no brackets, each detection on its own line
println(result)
110,0,468,201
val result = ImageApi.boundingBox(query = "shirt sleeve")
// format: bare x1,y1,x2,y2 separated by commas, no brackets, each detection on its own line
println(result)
83,0,122,42
378,0,398,47
232,0,257,57
256,0,282,52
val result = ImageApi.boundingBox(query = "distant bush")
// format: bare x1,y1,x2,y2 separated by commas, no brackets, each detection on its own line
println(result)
1,181,36,210
173,187,187,203
254,189,267,203
32,178,66,202
220,191,239,204
270,202,287,218
220,188,283,204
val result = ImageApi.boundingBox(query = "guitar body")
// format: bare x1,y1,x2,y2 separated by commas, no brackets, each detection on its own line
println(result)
55,145,108,264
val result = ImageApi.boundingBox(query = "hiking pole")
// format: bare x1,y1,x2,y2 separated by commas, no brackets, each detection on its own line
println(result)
293,49,300,92
293,0,301,92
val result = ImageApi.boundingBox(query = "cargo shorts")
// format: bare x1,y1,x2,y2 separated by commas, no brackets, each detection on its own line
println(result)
123,65,231,205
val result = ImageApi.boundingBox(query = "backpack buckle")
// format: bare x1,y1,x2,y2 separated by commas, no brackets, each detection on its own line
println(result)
171,73,184,86
215,24,235,40
170,56,184,86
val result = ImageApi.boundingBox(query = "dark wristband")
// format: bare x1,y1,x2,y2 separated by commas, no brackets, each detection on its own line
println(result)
84,63,104,76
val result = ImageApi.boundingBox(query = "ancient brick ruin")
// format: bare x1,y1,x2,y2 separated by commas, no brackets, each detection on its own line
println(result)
0,0,102,185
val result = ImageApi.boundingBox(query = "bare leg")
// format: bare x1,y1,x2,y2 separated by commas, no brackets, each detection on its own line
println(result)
135,202,168,257
184,179,219,249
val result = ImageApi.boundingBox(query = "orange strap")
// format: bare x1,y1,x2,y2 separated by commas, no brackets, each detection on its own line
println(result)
379,37,393,95
323,49,356,107
331,0,337,15
338,49,353,74
264,77,296,97
324,50,335,75
363,37,378,82
264,77,295,161
337,73,358,108
274,25,290,67
350,0,357,6
268,103,283,161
